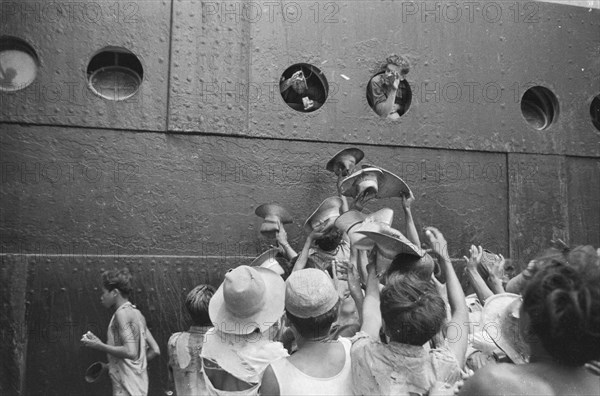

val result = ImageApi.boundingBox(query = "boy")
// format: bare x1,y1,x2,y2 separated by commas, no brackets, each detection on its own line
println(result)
81,268,160,396
167,284,215,396
261,269,352,395
349,227,468,395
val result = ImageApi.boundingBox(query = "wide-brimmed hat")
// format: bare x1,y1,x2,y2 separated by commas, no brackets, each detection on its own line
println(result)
361,164,412,199
326,148,365,177
339,167,383,204
356,222,424,258
251,248,285,276
304,196,343,233
285,269,339,318
335,208,394,250
255,204,293,235
481,293,530,364
209,265,285,334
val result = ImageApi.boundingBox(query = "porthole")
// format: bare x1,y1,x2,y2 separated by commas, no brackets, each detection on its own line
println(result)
520,86,559,130
279,63,328,112
87,47,143,101
0,36,39,92
366,54,412,120
590,94,600,132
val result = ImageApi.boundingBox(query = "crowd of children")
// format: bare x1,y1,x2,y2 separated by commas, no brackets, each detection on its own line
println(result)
81,148,600,396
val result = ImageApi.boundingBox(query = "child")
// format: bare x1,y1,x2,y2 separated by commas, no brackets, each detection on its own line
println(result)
261,269,352,395
167,284,215,396
349,227,468,395
81,268,160,396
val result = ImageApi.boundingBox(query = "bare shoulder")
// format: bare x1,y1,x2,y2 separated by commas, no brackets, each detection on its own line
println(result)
459,364,554,396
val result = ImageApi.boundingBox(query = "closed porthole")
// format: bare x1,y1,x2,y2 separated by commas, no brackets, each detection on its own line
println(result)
87,47,143,101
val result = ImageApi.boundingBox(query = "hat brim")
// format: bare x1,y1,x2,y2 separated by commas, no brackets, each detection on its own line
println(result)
209,267,285,334
363,164,412,199
304,196,343,233
339,167,383,199
334,210,366,233
356,223,424,257
482,293,530,364
326,148,365,173
255,204,293,224
250,248,282,267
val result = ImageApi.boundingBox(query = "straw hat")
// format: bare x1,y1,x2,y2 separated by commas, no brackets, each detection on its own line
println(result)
356,222,424,258
255,204,293,235
361,164,412,199
209,265,285,334
285,269,339,318
335,208,394,250
481,293,530,364
251,248,285,276
339,167,383,204
304,196,343,233
326,148,365,177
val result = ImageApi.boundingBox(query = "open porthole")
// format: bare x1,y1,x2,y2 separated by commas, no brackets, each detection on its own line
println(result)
520,86,559,130
279,63,328,113
87,47,143,101
590,94,600,132
0,36,39,92
366,54,412,120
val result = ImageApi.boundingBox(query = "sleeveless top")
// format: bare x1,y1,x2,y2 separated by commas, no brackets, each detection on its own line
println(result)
168,326,210,396
269,337,353,396
107,302,148,396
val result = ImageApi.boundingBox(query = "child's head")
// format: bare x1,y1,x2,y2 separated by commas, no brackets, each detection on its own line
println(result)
185,284,216,326
522,245,600,366
285,269,340,340
387,253,436,281
380,274,446,345
102,268,133,298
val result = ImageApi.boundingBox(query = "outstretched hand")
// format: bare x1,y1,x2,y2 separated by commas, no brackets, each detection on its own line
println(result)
424,227,449,259
401,190,415,211
275,220,288,245
463,245,483,272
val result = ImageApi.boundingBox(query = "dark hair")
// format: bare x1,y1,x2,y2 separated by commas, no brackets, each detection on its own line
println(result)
385,54,410,75
522,246,600,366
286,301,340,340
185,284,216,326
380,275,446,345
102,268,133,297
387,253,435,281
315,229,343,252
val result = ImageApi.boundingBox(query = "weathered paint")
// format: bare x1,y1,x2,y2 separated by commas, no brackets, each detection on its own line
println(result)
0,0,170,130
0,0,599,394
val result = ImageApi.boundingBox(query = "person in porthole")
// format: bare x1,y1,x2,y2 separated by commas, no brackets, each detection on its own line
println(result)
367,54,411,120
280,67,325,112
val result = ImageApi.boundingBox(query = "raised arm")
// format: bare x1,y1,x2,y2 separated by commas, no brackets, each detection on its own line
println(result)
360,263,382,339
464,245,494,304
337,175,350,214
275,221,298,260
374,75,400,117
336,249,364,323
486,254,506,295
425,227,469,367
292,228,326,272
402,191,420,247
